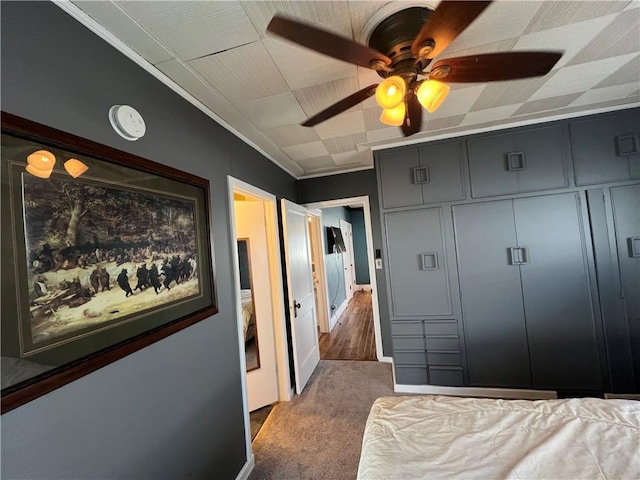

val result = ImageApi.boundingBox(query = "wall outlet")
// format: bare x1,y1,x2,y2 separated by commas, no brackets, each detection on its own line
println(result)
375,258,383,269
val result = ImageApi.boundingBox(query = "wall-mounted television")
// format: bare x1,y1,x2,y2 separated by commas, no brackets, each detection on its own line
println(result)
326,226,346,254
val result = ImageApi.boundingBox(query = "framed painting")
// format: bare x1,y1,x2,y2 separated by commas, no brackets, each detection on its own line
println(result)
1,112,217,413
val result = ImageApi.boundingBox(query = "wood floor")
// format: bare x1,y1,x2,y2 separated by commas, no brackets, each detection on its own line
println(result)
319,291,376,361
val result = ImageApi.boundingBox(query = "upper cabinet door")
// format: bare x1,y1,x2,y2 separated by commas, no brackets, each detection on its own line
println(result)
570,109,640,186
378,141,466,209
418,141,466,205
467,125,569,198
378,148,423,209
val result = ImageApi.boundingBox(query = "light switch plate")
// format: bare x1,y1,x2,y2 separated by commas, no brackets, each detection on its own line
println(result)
375,258,383,269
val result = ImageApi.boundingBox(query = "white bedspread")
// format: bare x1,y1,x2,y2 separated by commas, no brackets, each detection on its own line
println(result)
358,395,640,480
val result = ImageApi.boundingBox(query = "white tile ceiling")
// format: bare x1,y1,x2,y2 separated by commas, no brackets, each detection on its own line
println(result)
71,0,640,178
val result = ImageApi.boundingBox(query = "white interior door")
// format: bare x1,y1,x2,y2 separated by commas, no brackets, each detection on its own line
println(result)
340,219,354,303
281,199,320,394
235,201,278,411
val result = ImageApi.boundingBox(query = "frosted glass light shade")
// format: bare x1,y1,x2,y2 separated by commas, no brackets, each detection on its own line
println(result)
26,164,53,178
27,150,56,171
375,76,406,109
380,103,406,127
64,158,89,178
417,80,450,113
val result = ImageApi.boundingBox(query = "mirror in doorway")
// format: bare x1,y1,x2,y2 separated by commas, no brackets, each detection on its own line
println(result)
238,238,260,372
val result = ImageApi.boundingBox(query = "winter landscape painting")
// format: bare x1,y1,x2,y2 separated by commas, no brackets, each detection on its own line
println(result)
24,174,202,350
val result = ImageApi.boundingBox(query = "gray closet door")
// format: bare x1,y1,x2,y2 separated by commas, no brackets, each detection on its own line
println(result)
454,201,532,388
418,141,466,204
378,148,423,208
514,193,602,390
385,208,452,316
611,184,640,384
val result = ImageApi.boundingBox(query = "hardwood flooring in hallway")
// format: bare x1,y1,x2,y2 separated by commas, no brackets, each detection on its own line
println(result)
319,291,376,360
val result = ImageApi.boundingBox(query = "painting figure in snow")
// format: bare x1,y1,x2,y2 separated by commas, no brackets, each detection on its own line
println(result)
23,174,201,347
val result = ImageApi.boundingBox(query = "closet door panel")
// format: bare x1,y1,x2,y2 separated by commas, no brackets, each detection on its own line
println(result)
514,193,602,390
378,149,423,208
418,141,466,204
454,201,531,388
385,209,452,316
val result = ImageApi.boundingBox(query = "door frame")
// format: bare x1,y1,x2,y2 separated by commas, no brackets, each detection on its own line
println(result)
227,177,293,462
339,219,355,304
304,196,388,362
307,209,331,333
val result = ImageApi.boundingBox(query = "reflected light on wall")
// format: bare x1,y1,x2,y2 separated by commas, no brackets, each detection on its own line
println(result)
380,102,406,127
416,80,450,113
64,158,89,178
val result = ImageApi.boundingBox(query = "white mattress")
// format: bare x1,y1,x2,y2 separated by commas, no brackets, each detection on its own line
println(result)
358,395,640,480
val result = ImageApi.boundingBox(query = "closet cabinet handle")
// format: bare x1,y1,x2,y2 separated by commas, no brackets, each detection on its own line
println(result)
509,247,529,265
629,237,640,258
421,252,438,270
506,151,526,171
413,166,430,184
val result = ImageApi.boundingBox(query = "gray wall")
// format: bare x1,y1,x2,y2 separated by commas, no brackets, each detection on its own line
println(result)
348,209,370,285
298,169,392,356
321,207,349,311
1,2,297,479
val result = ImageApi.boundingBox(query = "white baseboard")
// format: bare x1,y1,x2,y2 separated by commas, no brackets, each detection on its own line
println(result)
378,355,393,364
235,454,255,480
394,384,558,400
356,284,371,292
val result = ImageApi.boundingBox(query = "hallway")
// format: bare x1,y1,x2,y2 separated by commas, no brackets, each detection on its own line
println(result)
319,291,376,361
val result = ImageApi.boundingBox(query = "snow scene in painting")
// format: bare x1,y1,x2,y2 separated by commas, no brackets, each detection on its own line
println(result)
23,173,201,346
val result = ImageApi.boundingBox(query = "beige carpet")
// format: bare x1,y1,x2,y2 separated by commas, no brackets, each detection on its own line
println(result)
249,360,394,480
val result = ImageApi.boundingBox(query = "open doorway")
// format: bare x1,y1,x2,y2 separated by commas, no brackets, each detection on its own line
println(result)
227,177,292,462
304,196,383,362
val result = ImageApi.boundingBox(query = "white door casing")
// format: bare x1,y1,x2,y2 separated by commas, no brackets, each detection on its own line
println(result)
281,199,320,394
340,219,355,303
234,201,279,412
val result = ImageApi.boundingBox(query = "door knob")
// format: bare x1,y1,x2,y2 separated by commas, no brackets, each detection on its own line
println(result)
293,300,302,317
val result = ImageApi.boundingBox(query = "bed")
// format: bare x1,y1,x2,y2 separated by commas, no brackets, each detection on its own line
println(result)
357,395,639,479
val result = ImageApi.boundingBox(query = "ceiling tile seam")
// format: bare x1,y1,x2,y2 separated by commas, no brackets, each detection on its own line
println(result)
53,1,301,179
108,0,177,63
184,40,261,62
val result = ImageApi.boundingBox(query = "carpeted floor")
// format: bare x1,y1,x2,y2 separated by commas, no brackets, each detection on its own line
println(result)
249,360,394,480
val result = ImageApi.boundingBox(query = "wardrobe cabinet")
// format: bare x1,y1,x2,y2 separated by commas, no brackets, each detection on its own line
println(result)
379,141,465,209
454,193,602,390
467,124,569,198
570,109,640,186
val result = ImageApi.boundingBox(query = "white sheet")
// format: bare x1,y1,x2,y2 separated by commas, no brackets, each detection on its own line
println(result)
358,395,640,480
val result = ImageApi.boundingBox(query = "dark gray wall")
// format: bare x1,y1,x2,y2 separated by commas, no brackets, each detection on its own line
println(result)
298,169,392,356
321,207,349,311
348,209,371,285
1,2,296,479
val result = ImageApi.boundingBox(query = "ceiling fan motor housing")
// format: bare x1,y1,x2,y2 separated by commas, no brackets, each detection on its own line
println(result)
368,6,434,78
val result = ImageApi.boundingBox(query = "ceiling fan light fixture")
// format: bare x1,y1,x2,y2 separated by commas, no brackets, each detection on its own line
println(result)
375,76,406,109
380,102,406,127
64,158,89,178
25,163,53,179
416,80,450,113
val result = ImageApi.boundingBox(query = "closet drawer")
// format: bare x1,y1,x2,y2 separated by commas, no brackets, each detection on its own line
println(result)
424,320,458,336
391,321,423,336
467,125,568,198
425,336,459,351
395,365,428,384
393,336,425,350
427,351,462,366
428,366,464,386
395,351,427,366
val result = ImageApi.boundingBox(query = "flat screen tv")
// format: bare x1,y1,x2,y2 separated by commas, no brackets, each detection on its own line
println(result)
326,226,346,253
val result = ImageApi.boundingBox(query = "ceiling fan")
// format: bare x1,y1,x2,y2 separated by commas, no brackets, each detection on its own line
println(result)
267,1,562,137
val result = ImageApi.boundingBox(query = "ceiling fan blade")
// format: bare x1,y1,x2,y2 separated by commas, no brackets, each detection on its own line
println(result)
412,1,492,59
268,16,391,70
301,84,378,127
430,51,563,83
401,95,422,137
